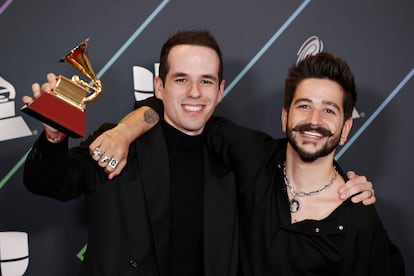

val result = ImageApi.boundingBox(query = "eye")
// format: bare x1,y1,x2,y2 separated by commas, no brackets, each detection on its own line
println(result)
324,108,337,115
297,104,310,110
201,79,214,86
174,78,187,84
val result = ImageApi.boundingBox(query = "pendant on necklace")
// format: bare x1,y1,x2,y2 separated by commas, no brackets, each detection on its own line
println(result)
289,198,300,213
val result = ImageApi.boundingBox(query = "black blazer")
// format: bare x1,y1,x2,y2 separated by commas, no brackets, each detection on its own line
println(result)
24,123,239,276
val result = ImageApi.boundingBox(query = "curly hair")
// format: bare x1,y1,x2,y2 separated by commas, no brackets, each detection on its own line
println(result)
284,52,357,119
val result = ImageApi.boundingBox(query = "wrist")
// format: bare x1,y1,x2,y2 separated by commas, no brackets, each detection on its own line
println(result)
116,122,135,144
45,129,67,143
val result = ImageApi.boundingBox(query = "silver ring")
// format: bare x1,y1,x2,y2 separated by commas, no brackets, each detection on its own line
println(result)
93,148,104,158
100,155,110,163
108,158,119,169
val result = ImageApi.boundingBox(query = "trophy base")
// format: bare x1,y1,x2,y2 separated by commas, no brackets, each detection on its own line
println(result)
21,93,85,138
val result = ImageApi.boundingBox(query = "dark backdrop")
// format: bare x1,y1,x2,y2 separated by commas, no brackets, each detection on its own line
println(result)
0,0,412,275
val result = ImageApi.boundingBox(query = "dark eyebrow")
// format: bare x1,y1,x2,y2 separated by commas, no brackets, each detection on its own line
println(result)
170,72,217,82
170,72,188,78
201,74,218,81
294,98,340,111
322,100,340,111
293,98,311,105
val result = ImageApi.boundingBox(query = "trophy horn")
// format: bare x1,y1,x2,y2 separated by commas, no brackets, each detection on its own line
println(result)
21,38,103,138
59,38,102,103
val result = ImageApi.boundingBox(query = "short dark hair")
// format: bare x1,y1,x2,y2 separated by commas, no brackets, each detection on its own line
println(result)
158,30,223,85
284,52,357,119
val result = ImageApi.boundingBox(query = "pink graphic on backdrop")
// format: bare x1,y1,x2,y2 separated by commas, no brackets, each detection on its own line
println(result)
0,0,14,15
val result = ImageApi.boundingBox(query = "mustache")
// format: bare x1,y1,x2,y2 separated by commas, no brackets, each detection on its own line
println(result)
291,123,334,137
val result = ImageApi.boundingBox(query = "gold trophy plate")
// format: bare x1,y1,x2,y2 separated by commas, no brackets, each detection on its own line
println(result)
22,39,102,137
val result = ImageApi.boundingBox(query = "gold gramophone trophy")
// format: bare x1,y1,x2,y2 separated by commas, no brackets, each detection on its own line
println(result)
22,38,102,137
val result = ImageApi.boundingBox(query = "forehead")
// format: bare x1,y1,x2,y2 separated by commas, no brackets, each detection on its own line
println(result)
294,78,344,107
167,45,220,75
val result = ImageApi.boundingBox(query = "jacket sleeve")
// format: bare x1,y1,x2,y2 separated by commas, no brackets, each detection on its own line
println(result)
23,123,116,201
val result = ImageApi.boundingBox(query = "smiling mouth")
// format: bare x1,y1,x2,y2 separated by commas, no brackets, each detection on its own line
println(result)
183,104,203,112
292,124,333,137
302,130,323,138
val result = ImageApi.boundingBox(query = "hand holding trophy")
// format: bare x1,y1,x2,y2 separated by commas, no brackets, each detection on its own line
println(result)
22,39,102,137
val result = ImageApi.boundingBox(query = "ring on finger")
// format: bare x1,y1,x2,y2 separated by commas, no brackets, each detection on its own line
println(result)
100,155,111,163
108,158,119,169
93,148,104,158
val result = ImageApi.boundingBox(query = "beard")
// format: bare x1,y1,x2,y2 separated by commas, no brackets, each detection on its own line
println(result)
286,122,341,162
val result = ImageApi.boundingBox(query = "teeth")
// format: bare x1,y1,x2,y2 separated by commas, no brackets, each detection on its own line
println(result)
303,131,322,138
183,105,202,111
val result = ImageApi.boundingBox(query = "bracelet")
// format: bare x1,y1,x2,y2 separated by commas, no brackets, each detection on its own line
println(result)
46,133,64,143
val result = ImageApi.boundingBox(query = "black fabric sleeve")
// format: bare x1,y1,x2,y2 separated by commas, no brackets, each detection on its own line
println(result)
340,204,405,275
204,116,284,197
205,116,280,172
23,123,116,201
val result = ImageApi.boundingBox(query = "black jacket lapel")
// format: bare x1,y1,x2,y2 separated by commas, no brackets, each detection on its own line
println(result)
136,125,171,275
203,147,239,276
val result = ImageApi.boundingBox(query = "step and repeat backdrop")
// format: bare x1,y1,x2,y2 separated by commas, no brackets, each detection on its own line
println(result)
1,0,413,275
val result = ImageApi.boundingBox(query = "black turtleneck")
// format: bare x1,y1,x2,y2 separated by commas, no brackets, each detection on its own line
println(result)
162,120,205,276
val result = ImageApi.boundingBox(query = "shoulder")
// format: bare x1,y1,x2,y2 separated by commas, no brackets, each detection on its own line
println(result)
341,202,405,274
207,116,284,151
348,203,380,224
207,116,271,138
343,202,390,239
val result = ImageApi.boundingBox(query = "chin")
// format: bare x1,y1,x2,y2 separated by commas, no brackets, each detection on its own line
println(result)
183,123,204,134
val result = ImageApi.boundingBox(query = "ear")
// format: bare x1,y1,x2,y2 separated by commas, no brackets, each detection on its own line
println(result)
339,117,353,145
216,80,225,104
281,107,288,134
154,77,163,99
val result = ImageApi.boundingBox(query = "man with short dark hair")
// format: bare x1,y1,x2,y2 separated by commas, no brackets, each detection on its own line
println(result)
205,52,405,274
23,30,239,276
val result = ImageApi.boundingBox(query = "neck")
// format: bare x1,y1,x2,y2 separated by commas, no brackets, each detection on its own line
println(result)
285,144,336,191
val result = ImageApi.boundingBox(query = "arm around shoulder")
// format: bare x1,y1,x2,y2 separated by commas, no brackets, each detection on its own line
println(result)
88,97,161,179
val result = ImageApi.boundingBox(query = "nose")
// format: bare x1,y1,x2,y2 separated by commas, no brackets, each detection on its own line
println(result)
187,82,201,98
307,109,322,125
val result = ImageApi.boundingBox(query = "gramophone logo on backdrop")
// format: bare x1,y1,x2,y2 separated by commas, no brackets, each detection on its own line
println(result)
132,63,159,101
0,232,29,276
0,76,32,142
296,36,361,119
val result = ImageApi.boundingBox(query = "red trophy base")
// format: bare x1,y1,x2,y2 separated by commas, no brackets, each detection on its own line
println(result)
21,93,85,138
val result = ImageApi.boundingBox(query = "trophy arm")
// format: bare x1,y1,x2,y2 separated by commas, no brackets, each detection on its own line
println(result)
71,76,102,104
83,79,102,104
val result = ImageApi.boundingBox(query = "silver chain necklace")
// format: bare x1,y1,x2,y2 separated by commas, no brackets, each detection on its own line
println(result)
282,162,338,213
